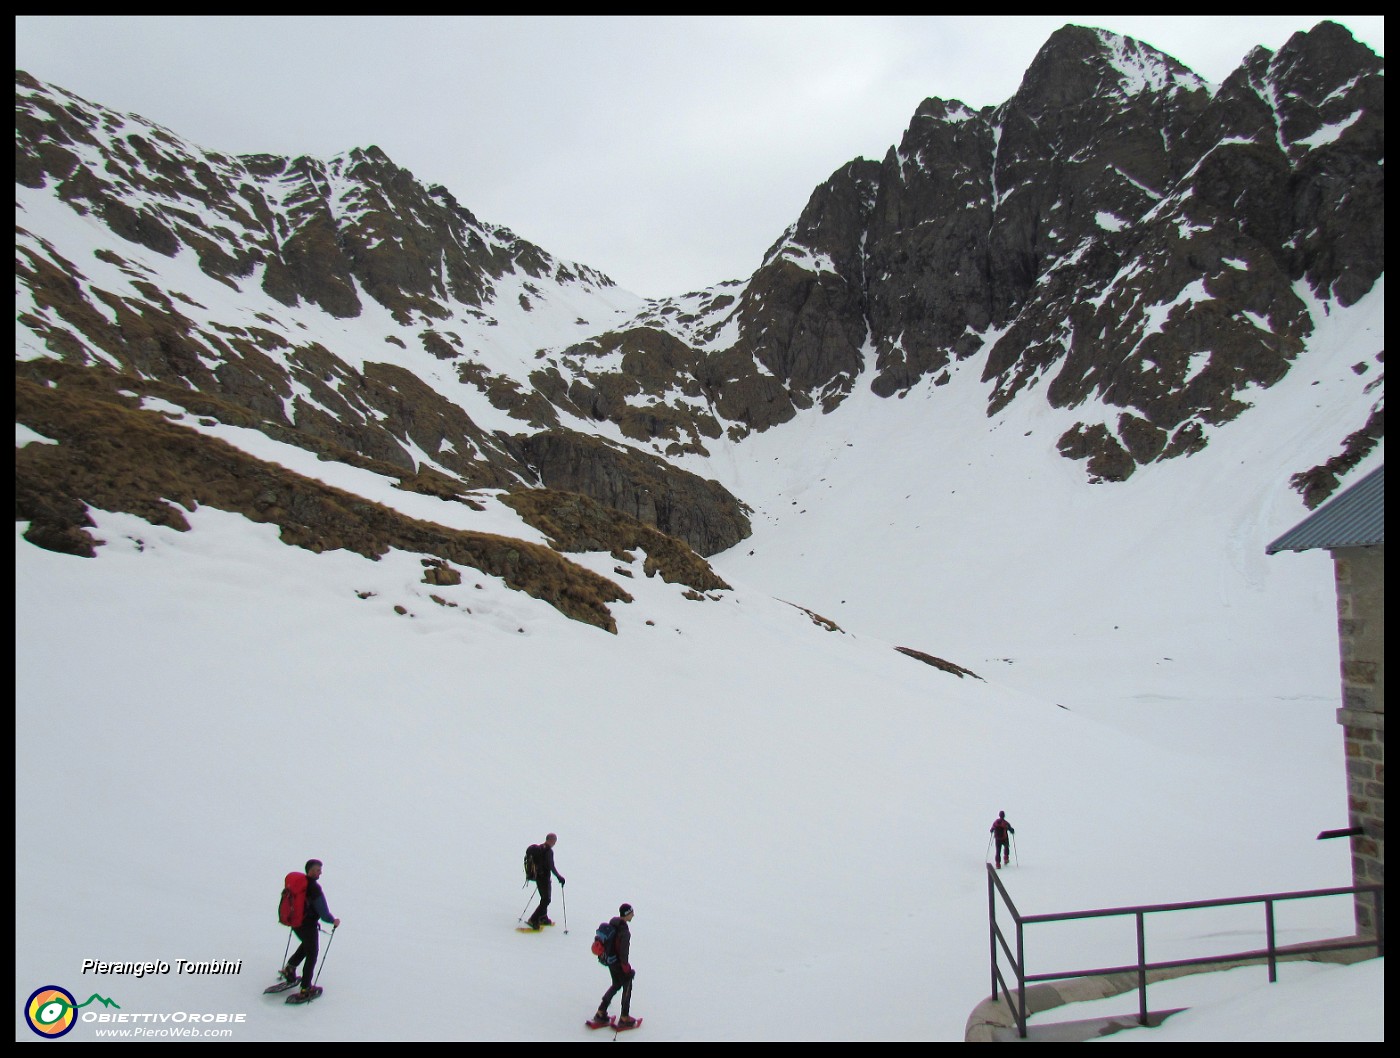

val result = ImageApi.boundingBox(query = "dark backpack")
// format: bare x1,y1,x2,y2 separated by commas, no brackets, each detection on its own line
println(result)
524,845,539,882
278,872,308,927
591,921,618,965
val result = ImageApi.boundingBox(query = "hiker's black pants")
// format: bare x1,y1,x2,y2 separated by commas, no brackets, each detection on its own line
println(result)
288,922,320,989
530,876,552,925
600,962,633,1016
995,838,1010,863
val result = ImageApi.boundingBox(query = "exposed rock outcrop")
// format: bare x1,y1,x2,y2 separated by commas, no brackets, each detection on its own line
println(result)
506,430,751,557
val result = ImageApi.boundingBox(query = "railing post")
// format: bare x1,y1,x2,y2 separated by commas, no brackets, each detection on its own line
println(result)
1375,888,1385,958
989,868,999,1001
1017,919,1027,1038
1265,899,1277,982
1136,911,1148,1026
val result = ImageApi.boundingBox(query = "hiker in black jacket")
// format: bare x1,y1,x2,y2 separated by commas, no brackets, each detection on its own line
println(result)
991,812,1015,868
594,903,637,1026
525,833,566,929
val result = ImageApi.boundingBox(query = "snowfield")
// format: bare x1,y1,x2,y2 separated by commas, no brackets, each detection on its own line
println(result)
15,277,1382,1040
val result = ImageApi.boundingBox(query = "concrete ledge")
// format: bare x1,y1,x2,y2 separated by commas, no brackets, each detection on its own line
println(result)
1337,707,1384,731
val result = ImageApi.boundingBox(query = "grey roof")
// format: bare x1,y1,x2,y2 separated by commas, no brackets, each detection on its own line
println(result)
1266,465,1384,554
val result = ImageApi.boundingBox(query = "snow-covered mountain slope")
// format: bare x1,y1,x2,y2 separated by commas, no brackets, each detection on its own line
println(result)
14,463,1364,1040
692,279,1383,718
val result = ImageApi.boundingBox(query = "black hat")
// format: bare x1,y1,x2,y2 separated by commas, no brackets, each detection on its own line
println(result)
619,903,634,917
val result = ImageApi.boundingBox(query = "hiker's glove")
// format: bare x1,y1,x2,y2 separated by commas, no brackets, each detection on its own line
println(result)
622,964,634,978
559,877,566,886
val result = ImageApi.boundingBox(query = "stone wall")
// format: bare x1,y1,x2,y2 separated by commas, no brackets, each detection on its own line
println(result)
1332,544,1384,934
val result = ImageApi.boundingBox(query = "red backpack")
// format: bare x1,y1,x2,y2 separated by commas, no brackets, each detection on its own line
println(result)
278,872,308,926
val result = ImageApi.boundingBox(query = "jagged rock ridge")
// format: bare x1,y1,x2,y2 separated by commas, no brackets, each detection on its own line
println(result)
13,21,1385,627
15,69,753,565
734,23,1383,482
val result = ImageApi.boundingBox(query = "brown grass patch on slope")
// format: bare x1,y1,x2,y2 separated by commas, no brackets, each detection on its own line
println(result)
15,370,629,631
894,646,982,680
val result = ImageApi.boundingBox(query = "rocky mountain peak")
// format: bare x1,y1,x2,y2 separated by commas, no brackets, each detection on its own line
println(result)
1011,24,1206,122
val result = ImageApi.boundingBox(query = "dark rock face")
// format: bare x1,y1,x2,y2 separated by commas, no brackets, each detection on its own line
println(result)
734,160,880,405
509,431,752,557
810,21,1380,489
500,488,731,591
787,24,1377,491
866,99,1000,396
1056,422,1136,483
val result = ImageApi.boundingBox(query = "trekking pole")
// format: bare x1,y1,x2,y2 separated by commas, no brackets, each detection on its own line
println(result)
985,835,993,862
1012,834,1019,867
560,884,569,935
518,894,535,923
313,925,336,986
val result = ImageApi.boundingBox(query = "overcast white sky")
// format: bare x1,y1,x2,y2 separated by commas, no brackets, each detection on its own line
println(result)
14,16,1385,299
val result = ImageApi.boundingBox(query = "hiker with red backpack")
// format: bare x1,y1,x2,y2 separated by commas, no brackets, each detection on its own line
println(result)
990,812,1016,868
524,833,566,930
278,859,341,1001
588,903,638,1029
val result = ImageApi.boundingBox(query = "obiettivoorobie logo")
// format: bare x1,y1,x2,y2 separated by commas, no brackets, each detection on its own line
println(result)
24,986,120,1038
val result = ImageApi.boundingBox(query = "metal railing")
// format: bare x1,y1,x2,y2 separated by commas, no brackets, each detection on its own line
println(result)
987,865,1384,1038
